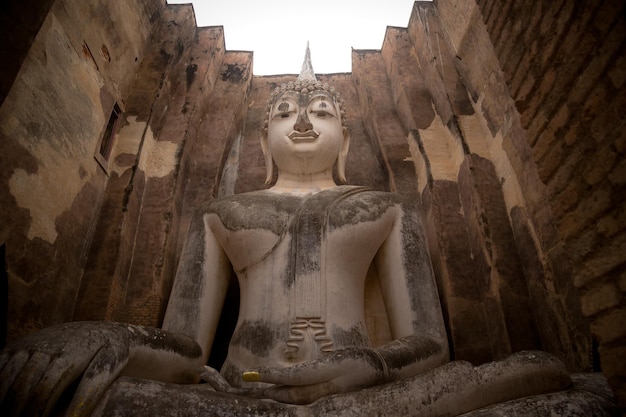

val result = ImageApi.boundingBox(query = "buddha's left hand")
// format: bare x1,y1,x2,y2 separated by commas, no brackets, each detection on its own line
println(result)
243,347,389,404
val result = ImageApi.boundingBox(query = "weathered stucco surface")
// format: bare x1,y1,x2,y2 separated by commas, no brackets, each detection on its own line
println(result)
3,14,104,243
0,0,163,338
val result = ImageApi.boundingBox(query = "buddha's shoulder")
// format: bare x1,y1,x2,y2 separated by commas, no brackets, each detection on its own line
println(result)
328,188,416,226
197,190,301,214
336,187,416,209
194,187,416,220
194,191,302,232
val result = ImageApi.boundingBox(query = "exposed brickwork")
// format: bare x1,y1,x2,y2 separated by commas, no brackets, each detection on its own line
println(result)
475,0,626,406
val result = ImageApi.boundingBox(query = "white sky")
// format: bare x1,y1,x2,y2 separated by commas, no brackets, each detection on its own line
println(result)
166,0,423,75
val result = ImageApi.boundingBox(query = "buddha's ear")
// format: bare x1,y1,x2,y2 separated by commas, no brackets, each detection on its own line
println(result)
260,132,273,185
337,128,351,183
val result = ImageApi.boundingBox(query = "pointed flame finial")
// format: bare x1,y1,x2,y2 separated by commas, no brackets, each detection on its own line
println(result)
298,41,317,82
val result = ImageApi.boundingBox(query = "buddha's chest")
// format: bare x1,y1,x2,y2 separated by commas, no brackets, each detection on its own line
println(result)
207,189,397,274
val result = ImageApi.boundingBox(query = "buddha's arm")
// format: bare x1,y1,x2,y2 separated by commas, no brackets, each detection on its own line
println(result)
372,201,449,380
162,209,232,367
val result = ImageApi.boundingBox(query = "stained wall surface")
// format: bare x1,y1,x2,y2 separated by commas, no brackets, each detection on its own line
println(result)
0,0,623,409
0,0,164,340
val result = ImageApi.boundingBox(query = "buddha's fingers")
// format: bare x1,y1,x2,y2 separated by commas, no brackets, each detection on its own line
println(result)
3,352,52,416
65,342,129,417
249,347,379,387
0,350,10,374
0,350,30,407
22,351,95,417
249,361,338,386
262,382,339,405
199,366,231,391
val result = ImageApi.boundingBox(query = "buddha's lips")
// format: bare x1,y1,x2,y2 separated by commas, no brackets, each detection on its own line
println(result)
288,130,319,142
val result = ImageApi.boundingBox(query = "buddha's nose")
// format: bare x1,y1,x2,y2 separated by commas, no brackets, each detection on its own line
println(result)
293,110,313,132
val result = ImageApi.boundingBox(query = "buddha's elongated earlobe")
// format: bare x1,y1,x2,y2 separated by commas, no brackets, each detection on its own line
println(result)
261,133,273,184
337,129,350,183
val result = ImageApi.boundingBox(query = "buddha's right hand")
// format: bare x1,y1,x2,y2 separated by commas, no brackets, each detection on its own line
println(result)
0,321,202,417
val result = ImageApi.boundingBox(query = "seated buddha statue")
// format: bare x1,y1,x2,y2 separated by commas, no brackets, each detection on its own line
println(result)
0,49,578,417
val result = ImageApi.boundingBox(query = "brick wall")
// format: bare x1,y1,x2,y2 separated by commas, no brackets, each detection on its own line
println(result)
474,0,626,407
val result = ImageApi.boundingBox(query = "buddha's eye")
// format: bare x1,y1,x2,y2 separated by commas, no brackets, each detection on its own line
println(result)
275,101,296,119
309,97,335,118
311,110,331,118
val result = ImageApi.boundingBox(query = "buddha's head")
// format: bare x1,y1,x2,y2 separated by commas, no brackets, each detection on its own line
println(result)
261,47,350,185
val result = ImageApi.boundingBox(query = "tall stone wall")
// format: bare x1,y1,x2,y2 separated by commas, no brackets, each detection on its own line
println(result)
0,0,163,341
73,6,254,330
74,4,224,325
471,0,626,406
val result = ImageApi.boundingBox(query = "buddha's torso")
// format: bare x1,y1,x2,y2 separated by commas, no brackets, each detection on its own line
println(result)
202,186,404,386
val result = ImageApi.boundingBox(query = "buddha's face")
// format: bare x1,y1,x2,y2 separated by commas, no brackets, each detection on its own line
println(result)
264,91,348,179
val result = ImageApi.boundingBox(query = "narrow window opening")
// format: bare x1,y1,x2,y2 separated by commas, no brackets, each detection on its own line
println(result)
95,103,121,173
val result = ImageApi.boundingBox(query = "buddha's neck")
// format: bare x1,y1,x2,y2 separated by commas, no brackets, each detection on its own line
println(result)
270,171,337,195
